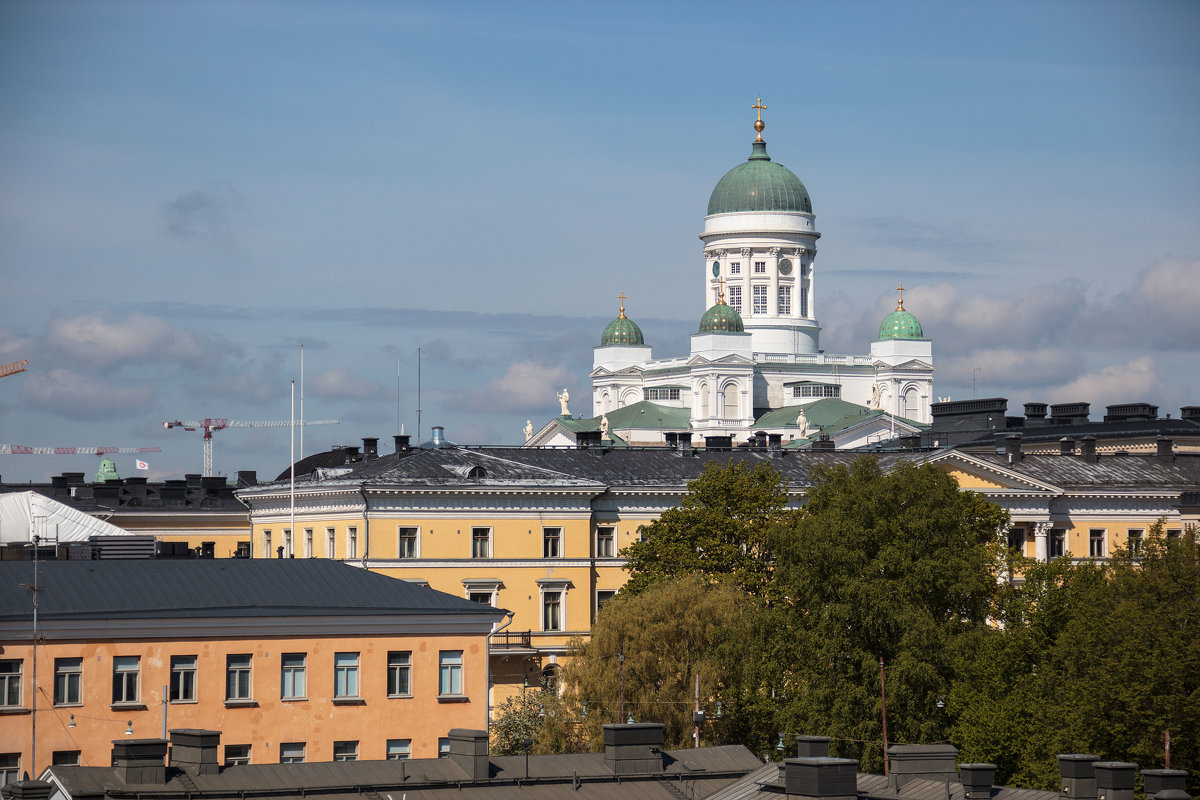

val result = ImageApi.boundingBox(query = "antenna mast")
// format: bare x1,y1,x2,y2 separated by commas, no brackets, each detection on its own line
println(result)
299,345,305,460
416,346,423,444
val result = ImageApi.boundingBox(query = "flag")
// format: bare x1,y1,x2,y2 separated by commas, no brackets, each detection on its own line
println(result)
135,460,149,471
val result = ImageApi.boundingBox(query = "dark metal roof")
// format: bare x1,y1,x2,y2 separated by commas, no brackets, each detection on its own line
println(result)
962,453,1200,490
44,745,762,799
0,559,505,623
706,763,1064,800
960,417,1200,448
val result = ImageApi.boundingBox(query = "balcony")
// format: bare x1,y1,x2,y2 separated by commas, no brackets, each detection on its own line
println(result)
490,630,534,653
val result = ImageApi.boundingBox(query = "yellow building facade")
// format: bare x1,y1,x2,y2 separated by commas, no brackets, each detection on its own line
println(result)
0,559,502,779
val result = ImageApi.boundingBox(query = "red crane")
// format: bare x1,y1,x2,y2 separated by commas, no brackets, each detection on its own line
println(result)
163,417,338,477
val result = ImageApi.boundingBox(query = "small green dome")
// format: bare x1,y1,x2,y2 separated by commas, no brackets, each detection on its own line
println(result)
699,302,744,333
878,308,924,339
95,457,120,483
601,316,644,346
707,140,813,215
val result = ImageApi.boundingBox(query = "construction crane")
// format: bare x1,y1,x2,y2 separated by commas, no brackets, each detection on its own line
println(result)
0,359,29,379
0,444,161,456
163,418,339,477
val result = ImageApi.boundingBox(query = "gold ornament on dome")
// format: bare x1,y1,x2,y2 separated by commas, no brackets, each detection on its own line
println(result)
752,97,767,141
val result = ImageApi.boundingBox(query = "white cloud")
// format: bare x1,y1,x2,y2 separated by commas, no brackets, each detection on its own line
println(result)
307,367,386,401
1098,258,1200,349
20,369,154,420
46,313,209,369
940,346,1082,389
458,361,573,414
1044,356,1180,410
0,327,34,361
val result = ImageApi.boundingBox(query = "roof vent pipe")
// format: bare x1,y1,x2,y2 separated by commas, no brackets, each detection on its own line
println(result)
1005,433,1024,463
961,763,997,800
1079,436,1098,464
430,426,446,448
1156,436,1174,462
784,757,858,800
1095,762,1136,800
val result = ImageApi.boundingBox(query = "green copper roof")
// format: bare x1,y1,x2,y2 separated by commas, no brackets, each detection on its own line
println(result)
878,308,924,340
95,457,120,483
698,302,744,333
707,141,813,215
601,316,645,346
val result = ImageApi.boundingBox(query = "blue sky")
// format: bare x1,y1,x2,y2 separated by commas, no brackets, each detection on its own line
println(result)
1,0,1197,482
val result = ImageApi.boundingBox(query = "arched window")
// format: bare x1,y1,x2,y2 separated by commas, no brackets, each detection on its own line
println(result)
541,664,559,693
904,388,919,419
699,383,710,419
601,390,611,413
722,382,739,419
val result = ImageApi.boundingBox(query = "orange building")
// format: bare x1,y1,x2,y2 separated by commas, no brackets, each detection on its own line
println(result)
0,559,505,780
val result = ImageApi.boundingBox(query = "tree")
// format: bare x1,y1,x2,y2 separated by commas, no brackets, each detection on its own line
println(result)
767,458,1010,770
621,460,791,598
558,574,755,750
491,681,589,755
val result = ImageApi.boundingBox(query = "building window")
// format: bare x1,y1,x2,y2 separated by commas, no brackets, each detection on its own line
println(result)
170,656,197,703
543,590,563,631
279,743,305,764
112,656,139,705
283,529,292,558
439,651,463,696
0,661,21,708
54,658,82,706
752,285,768,315
596,527,615,558
728,285,742,312
386,739,411,760
334,652,359,698
468,590,493,605
1127,529,1143,555
347,527,358,559
800,285,809,317
753,260,766,274
224,745,251,766
304,529,313,558
438,738,451,758
1049,529,1066,559
0,754,19,785
387,652,412,697
281,653,306,700
645,387,682,401
226,655,252,701
1007,528,1026,554
1167,528,1183,539
778,285,791,315
398,527,419,558
792,383,840,398
1089,529,1106,558
326,528,336,558
543,527,562,558
596,590,616,615
730,261,741,274
262,530,272,559
235,541,251,558
722,384,739,419
471,527,491,558
332,741,358,762
52,751,80,767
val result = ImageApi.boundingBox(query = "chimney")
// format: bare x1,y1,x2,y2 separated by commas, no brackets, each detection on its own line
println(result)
1142,770,1188,797
603,723,665,775
362,437,379,459
185,473,203,488
447,728,490,781
1079,436,1098,463
1156,436,1174,462
169,729,221,777
342,446,361,463
704,435,733,449
1005,433,1023,463
887,745,958,792
768,433,784,453
1024,402,1049,426
960,763,997,800
236,470,257,488
0,781,53,800
783,757,857,800
794,735,832,758
430,426,447,448
665,432,679,450
1050,402,1091,425
1094,762,1136,800
1059,438,1075,456
1058,753,1101,800
679,434,694,455
112,738,168,784
754,430,768,449
394,434,410,451
811,435,835,451
1181,406,1200,421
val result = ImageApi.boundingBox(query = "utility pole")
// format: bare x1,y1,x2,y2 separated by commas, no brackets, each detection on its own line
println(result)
617,643,625,724
693,672,701,748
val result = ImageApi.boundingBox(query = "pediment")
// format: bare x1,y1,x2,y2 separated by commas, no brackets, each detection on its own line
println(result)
921,450,1061,493
686,354,756,368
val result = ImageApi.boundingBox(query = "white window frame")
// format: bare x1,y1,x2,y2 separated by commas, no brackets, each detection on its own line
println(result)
332,741,358,762
0,661,22,709
334,652,360,698
439,651,464,697
112,656,140,705
226,654,252,701
596,526,615,558
387,651,412,698
386,739,411,760
1126,528,1144,555
280,743,305,764
54,658,81,706
1089,529,1106,558
728,285,742,312
346,527,358,559
304,529,313,558
543,527,562,558
262,530,272,559
471,527,491,559
753,260,766,274
170,655,197,703
281,653,306,700
224,744,251,766
326,528,336,559
537,579,572,632
283,529,292,558
1049,528,1067,558
778,284,791,315
398,526,420,559
729,261,741,275
752,285,768,315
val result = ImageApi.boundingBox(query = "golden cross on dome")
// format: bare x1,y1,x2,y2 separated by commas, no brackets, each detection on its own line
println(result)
716,275,727,304
617,291,627,319
752,98,767,141
896,283,905,311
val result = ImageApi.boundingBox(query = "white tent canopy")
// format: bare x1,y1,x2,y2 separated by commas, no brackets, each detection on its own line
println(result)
0,491,131,543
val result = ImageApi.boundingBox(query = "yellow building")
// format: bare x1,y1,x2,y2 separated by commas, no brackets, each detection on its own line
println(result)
238,436,1199,719
0,559,503,779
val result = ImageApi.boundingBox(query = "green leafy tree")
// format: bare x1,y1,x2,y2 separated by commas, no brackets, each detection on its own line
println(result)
491,682,589,755
621,460,791,598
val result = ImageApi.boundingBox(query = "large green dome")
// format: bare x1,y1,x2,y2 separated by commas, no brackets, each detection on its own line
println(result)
707,140,813,215
601,316,644,346
699,302,744,333
878,308,924,339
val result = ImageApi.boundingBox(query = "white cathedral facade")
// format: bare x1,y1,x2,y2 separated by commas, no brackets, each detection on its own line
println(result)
532,112,934,449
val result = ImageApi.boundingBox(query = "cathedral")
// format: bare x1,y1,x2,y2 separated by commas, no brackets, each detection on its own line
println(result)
531,104,934,448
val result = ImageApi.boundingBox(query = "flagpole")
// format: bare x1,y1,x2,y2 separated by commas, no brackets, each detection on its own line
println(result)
299,345,305,460
290,379,295,558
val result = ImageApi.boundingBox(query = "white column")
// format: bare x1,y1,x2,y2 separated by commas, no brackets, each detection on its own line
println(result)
1034,521,1051,562
740,248,752,317
769,247,780,317
807,248,817,319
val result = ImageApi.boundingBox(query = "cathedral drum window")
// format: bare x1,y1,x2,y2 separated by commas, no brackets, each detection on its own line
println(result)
752,285,768,315
728,285,742,312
